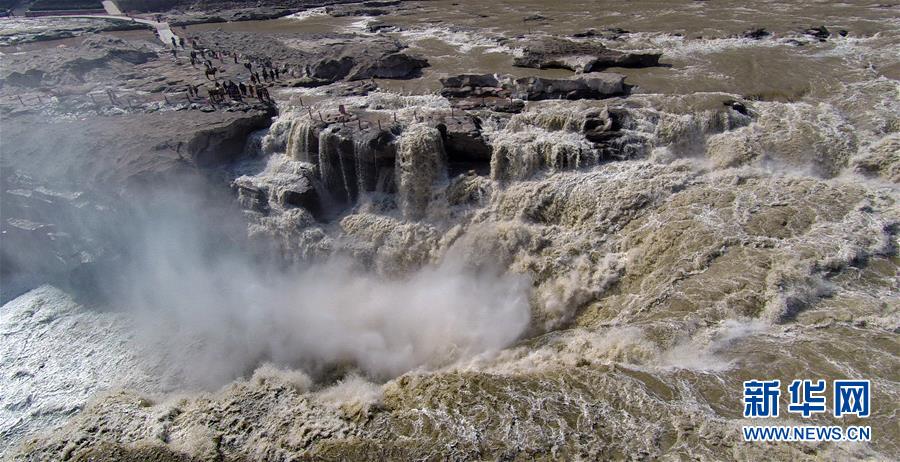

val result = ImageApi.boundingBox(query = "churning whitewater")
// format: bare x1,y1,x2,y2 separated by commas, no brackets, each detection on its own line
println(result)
0,0,898,460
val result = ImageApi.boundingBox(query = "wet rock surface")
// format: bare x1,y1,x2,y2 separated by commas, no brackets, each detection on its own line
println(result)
511,36,662,72
187,30,427,82
1,35,158,88
0,17,152,46
440,72,627,101
513,73,626,100
2,107,274,186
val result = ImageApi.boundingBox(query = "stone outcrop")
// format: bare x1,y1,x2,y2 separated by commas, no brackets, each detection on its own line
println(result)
512,37,661,72
187,30,428,83
326,6,389,16
345,52,428,80
440,73,627,101
0,17,153,47
1,106,275,188
572,27,629,40
0,35,157,88
513,73,626,100
439,73,504,98
742,28,770,39
436,116,492,163
306,47,428,81
188,109,277,167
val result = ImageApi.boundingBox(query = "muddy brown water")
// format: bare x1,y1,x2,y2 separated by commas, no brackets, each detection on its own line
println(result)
183,0,899,98
2,1,899,460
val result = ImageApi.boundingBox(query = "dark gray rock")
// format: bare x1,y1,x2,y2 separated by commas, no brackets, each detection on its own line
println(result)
440,72,626,102
0,35,157,88
523,14,548,22
326,6,389,16
236,183,270,212
436,116,492,162
188,30,428,83
572,27,629,40
364,0,401,6
439,74,505,98
367,21,396,33
511,37,661,72
346,52,428,80
1,106,275,187
803,25,830,41
743,28,770,39
279,187,321,217
451,97,523,113
513,73,626,100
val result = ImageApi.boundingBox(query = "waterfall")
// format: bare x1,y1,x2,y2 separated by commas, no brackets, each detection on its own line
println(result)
285,118,321,164
489,130,599,182
354,138,379,195
317,127,350,204
396,124,447,220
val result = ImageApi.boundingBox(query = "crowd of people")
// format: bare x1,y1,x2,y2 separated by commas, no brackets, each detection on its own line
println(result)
173,35,292,107
203,79,272,103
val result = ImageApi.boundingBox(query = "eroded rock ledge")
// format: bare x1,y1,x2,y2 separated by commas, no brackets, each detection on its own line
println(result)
511,37,662,72
440,72,628,101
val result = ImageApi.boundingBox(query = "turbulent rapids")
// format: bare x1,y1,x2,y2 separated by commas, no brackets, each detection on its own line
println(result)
1,0,899,460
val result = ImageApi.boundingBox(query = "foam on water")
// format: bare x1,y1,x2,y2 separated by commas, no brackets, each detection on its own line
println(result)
0,286,155,454
6,1,900,459
398,26,512,54
285,7,328,21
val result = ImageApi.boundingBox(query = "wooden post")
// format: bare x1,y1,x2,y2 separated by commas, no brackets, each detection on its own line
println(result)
17,95,25,106
377,119,382,131
298,96,304,107
308,107,313,119
318,110,324,122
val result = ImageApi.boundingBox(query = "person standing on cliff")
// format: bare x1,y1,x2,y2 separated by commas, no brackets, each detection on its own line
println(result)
171,37,177,49
179,37,185,49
